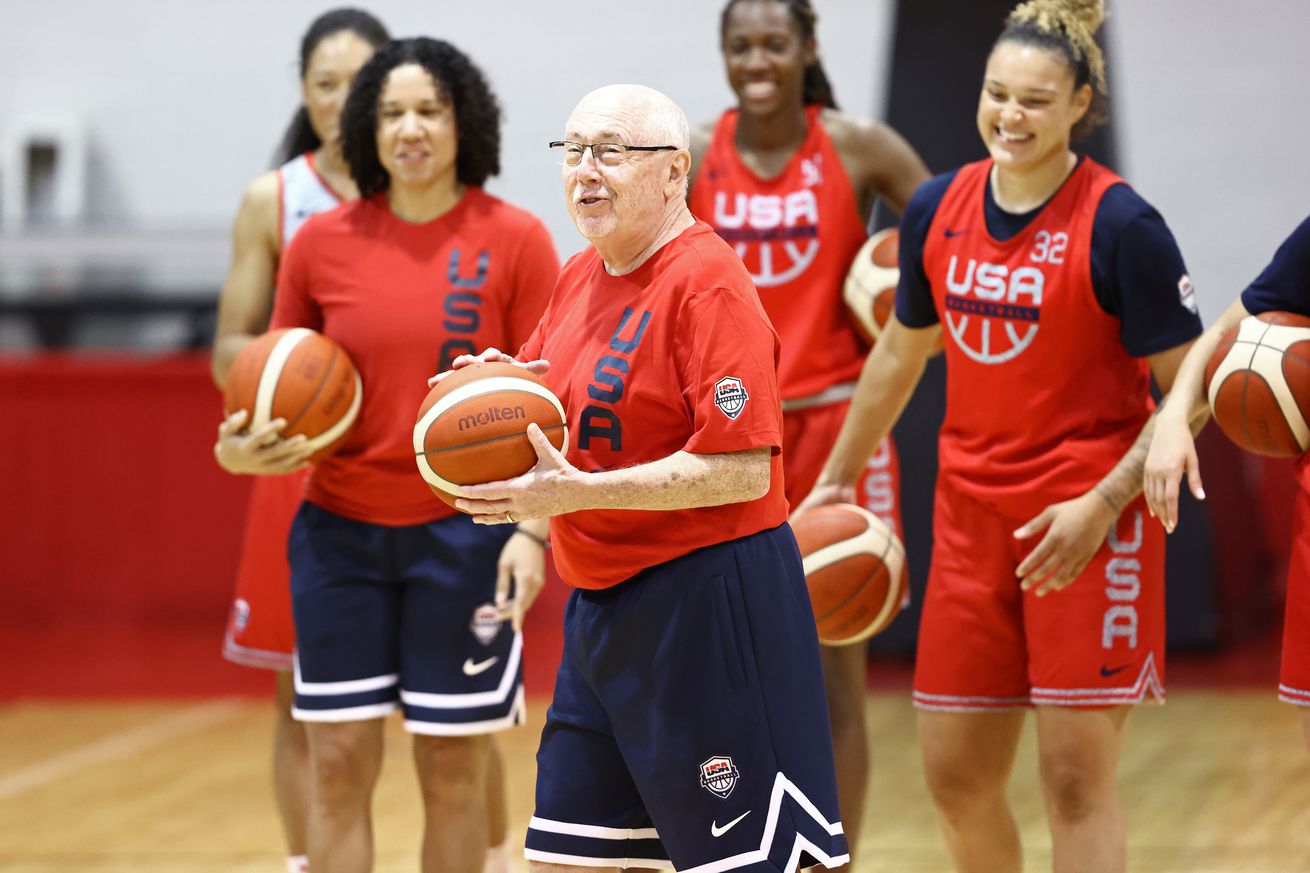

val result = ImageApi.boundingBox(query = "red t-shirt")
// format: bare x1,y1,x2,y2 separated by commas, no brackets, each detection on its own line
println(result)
923,158,1153,519
520,221,787,589
273,188,559,525
689,105,869,400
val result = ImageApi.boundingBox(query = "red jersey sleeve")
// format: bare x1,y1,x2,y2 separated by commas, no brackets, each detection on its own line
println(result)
270,223,321,331
677,286,784,455
505,220,559,351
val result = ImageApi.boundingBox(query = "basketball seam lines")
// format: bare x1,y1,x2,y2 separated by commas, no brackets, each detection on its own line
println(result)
283,345,338,433
418,422,569,458
1237,318,1270,452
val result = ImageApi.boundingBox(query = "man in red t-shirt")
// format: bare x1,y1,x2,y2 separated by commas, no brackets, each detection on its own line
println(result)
442,84,849,873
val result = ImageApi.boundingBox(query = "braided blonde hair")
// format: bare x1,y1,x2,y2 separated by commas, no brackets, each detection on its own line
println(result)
998,0,1108,137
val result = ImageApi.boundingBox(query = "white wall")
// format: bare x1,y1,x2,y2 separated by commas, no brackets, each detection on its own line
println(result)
0,0,895,258
1110,0,1310,318
4,0,1307,319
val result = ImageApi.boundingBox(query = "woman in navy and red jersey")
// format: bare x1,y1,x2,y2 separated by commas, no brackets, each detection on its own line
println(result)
215,37,558,873
799,1,1203,870
687,0,929,861
210,11,388,873
1146,214,1310,751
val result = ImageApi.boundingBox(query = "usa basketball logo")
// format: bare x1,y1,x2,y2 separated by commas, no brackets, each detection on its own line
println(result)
711,185,821,287
699,755,740,798
714,376,749,420
1178,273,1197,314
942,254,1046,365
469,603,502,646
232,598,251,632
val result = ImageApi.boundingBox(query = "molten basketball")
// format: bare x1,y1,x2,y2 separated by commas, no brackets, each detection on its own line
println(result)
1205,311,1310,457
223,327,361,462
791,504,907,646
414,362,569,508
843,227,900,344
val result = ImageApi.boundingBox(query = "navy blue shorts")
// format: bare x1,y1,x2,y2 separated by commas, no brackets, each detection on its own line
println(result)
524,524,849,872
288,502,523,734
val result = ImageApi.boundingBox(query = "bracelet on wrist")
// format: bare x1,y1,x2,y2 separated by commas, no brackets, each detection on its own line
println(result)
513,528,550,549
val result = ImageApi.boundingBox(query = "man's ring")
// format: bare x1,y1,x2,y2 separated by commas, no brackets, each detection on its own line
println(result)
506,512,515,524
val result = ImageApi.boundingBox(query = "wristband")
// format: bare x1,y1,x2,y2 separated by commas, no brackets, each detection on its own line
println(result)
513,528,549,549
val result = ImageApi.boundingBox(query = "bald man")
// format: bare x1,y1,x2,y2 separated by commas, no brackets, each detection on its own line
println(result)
440,84,850,873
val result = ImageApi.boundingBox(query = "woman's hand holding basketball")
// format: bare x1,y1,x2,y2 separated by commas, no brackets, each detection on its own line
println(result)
1143,409,1204,534
456,424,583,522
1013,492,1117,597
213,409,315,475
791,480,857,521
495,529,546,632
427,348,551,387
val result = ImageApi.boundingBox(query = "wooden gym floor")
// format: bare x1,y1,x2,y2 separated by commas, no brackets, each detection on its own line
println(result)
2,692,1309,872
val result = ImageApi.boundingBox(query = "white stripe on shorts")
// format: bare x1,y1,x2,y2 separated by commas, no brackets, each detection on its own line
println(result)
293,653,399,696
400,632,523,709
522,849,674,870
1278,684,1310,706
528,815,661,841
404,687,526,736
291,701,398,722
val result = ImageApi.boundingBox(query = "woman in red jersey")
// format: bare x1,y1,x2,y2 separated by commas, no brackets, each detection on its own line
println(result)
209,11,388,873
215,37,558,873
687,0,929,862
1145,215,1310,750
799,1,1202,870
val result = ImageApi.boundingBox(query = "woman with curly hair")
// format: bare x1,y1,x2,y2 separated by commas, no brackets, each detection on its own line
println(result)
797,1,1202,870
215,36,559,873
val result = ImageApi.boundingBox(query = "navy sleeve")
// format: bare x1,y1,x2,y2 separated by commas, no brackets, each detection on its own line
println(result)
1241,214,1310,317
1089,184,1203,357
894,170,958,328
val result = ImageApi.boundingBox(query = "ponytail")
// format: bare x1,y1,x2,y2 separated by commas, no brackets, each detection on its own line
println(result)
997,0,1108,138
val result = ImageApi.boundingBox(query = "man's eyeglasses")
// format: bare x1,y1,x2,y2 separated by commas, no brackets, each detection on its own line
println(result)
549,140,677,168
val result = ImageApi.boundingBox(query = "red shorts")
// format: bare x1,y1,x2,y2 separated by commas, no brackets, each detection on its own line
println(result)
1279,486,1310,705
782,398,903,537
913,477,1165,711
222,471,307,671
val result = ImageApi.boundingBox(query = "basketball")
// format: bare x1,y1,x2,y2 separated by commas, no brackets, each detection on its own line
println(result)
843,227,900,344
1205,311,1310,457
414,361,569,508
791,503,908,646
223,327,362,461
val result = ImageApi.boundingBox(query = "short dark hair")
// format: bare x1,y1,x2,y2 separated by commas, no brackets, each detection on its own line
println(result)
272,8,390,167
720,0,839,110
341,37,502,197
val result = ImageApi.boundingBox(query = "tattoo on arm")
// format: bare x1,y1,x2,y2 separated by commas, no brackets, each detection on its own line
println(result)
1092,399,1211,515
1094,415,1156,516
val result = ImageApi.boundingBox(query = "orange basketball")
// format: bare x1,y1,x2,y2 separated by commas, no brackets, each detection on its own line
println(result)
223,327,361,462
414,361,569,508
791,504,907,646
1205,311,1310,457
843,228,900,344
843,227,943,354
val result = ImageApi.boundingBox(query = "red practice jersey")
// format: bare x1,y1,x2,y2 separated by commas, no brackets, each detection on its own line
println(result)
924,158,1152,519
520,221,788,589
689,106,868,400
273,188,559,526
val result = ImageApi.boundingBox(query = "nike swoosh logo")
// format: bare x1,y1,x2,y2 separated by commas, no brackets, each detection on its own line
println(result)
1100,663,1131,678
462,656,499,676
710,810,751,838
944,228,968,238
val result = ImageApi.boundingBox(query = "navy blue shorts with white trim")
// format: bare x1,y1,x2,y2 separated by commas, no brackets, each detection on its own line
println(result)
525,523,848,872
288,502,524,734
